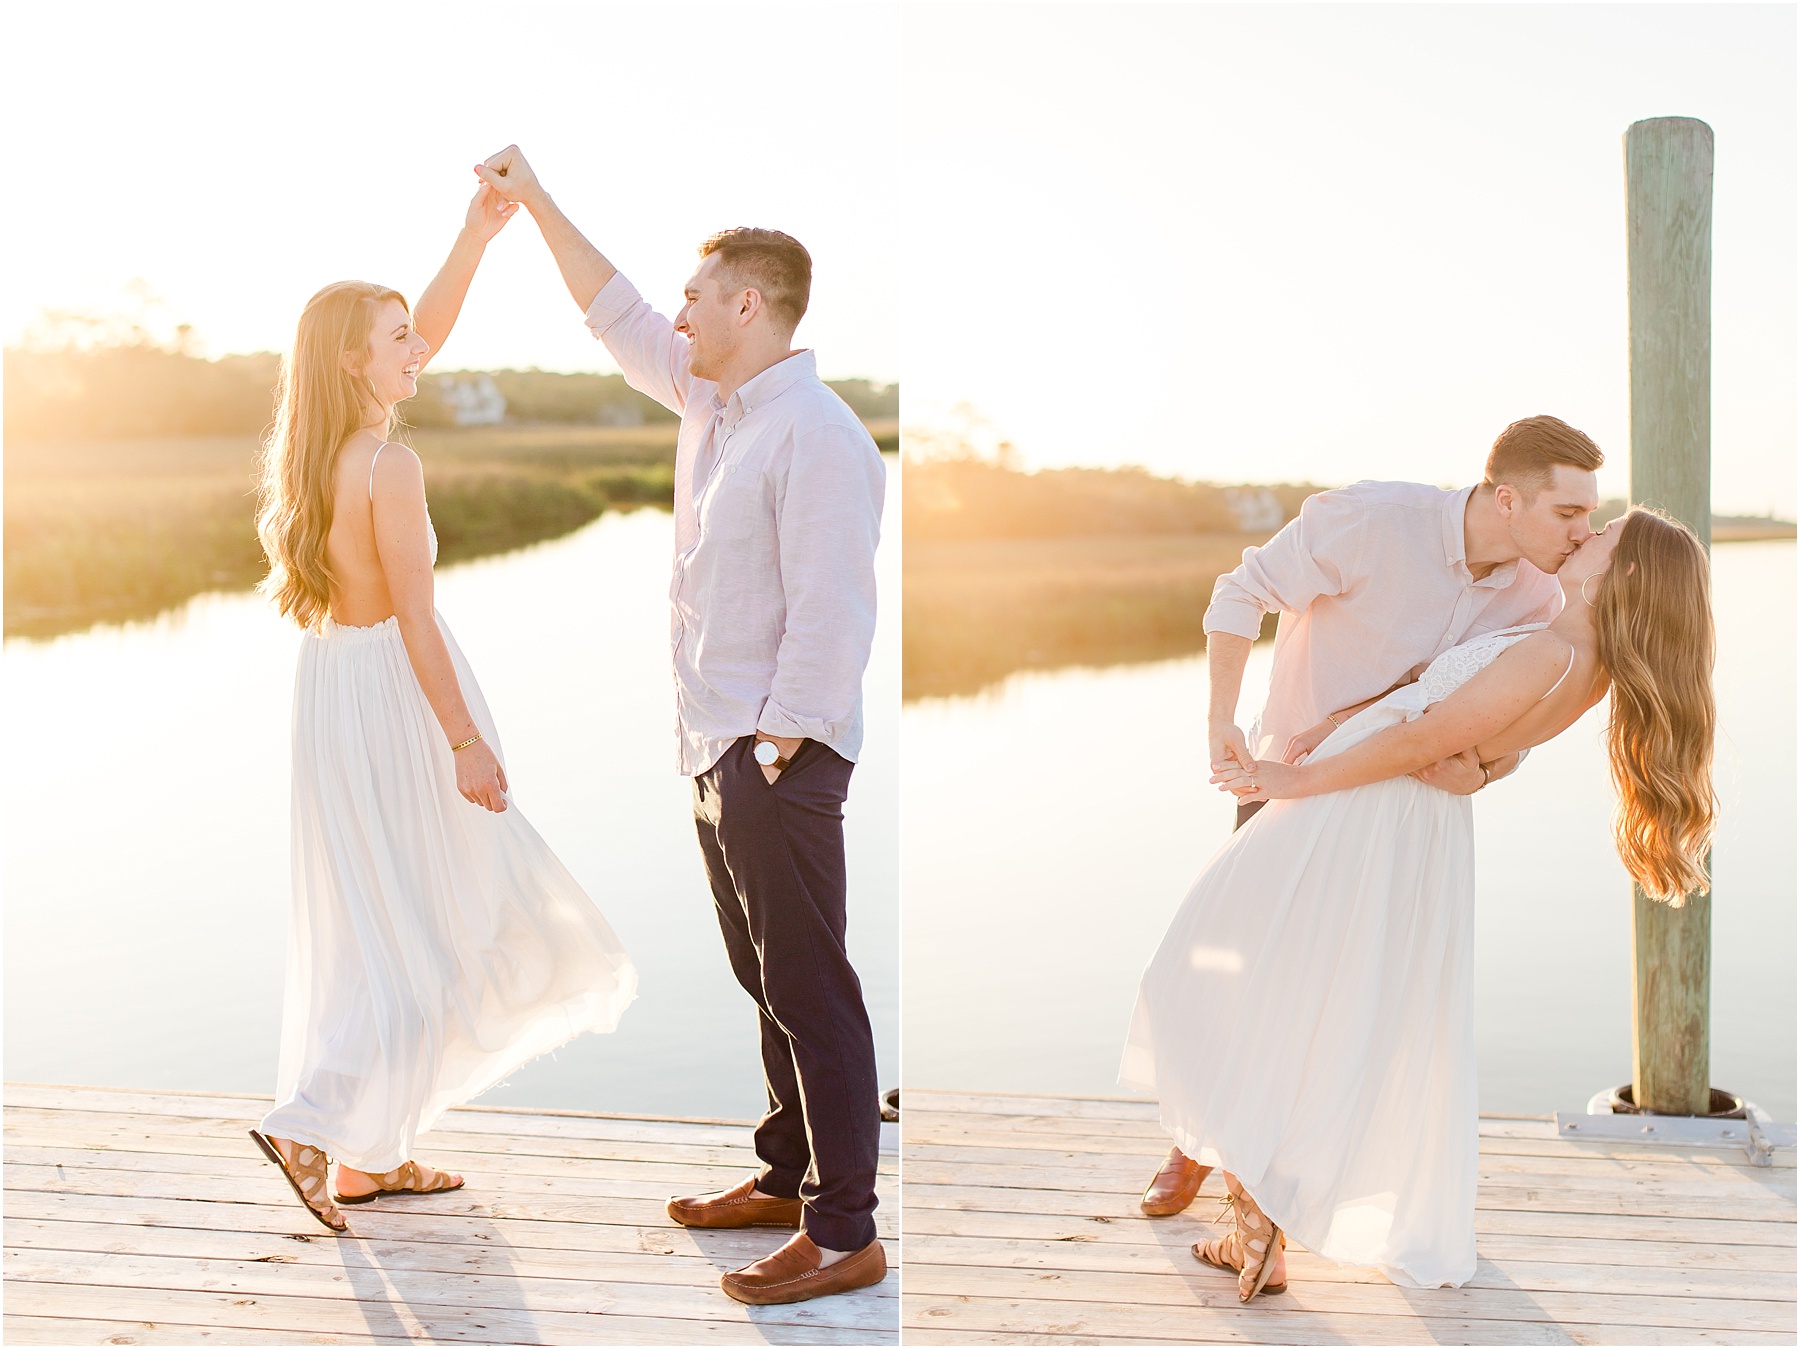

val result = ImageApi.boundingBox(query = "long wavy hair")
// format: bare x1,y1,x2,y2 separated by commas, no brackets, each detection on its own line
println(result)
1592,506,1717,904
256,281,407,631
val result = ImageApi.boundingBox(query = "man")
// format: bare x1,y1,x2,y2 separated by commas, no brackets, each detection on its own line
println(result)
473,147,887,1306
1137,414,1602,1218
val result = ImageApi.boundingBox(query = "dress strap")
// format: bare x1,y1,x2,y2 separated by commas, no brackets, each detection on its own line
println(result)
368,442,386,500
1539,645,1578,701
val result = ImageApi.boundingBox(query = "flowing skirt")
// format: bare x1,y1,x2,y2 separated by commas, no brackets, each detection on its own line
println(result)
1119,697,1479,1288
260,614,636,1173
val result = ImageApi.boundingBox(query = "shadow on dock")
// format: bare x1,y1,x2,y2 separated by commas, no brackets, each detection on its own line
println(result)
3,1082,898,1345
902,1088,1794,1346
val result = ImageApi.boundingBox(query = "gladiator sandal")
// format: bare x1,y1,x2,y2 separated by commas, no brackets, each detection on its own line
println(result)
248,1129,348,1234
1192,1175,1287,1301
335,1158,466,1205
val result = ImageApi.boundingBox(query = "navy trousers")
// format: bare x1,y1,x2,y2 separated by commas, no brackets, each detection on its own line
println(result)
692,735,880,1251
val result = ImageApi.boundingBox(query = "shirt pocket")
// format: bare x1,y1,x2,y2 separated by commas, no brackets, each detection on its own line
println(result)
701,462,769,544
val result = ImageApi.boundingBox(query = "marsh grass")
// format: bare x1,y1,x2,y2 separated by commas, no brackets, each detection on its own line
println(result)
904,533,1278,700
901,457,1295,699
4,425,677,638
898,455,1793,701
7,420,898,639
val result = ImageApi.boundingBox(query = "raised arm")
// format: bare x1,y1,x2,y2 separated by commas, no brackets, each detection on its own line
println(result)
410,184,518,368
473,145,617,312
473,145,692,415
1218,632,1576,802
370,444,509,812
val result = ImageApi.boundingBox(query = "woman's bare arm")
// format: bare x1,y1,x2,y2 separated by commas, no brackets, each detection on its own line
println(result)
1471,665,1606,760
411,185,517,369
371,445,508,811
1218,633,1574,800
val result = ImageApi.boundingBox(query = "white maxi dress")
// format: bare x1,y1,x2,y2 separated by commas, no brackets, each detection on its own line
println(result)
260,489,636,1174
1120,625,1559,1289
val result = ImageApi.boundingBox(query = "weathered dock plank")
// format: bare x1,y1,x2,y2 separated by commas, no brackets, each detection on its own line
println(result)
5,1083,898,1346
903,1088,1795,1345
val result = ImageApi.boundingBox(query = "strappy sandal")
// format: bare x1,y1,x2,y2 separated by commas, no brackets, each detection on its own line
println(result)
248,1129,348,1234
334,1158,465,1205
1192,1177,1287,1301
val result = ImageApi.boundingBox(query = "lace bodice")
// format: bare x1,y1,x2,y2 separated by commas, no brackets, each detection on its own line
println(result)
1414,623,1548,707
1304,624,1562,767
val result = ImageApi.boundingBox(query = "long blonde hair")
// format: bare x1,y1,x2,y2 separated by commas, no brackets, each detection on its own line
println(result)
256,281,408,630
1593,506,1717,904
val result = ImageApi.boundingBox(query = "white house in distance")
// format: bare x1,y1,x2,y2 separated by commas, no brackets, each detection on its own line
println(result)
438,374,507,426
1224,485,1285,533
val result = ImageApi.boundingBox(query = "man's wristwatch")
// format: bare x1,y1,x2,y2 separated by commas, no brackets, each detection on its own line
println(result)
753,738,794,771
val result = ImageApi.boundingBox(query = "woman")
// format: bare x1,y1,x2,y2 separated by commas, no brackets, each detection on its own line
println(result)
1119,507,1715,1299
248,185,637,1233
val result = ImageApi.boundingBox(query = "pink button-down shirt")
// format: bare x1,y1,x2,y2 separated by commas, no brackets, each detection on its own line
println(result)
1203,481,1562,761
584,273,885,776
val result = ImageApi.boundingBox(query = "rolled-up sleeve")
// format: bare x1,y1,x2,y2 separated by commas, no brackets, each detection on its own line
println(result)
756,425,885,754
583,272,694,416
1203,487,1367,639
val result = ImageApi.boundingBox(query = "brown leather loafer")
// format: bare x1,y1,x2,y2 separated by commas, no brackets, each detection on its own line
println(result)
667,1176,802,1229
720,1232,888,1305
1141,1146,1212,1216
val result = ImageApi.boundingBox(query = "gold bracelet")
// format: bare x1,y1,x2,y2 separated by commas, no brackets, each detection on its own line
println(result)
451,732,483,753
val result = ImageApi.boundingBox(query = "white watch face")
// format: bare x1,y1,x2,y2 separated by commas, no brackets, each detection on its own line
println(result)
754,740,780,765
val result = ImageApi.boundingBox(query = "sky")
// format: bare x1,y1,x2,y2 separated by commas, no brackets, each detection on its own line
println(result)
904,3,1796,516
1,2,900,381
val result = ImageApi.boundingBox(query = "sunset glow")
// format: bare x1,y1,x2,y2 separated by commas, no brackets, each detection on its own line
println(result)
2,3,900,381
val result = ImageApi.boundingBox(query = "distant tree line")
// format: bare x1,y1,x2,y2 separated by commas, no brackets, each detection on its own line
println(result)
904,453,1792,544
905,453,1323,540
3,342,897,441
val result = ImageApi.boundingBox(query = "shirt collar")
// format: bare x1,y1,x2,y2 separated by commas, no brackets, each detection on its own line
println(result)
713,350,815,426
1442,485,1473,568
1445,483,1520,588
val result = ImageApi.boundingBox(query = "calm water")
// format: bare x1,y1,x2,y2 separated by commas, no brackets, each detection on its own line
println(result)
904,541,1796,1120
4,496,898,1121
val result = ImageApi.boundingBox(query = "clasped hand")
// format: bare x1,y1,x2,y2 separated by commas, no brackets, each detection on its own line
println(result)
1210,718,1298,803
463,180,518,243
1209,756,1296,803
1209,744,1488,803
472,144,546,210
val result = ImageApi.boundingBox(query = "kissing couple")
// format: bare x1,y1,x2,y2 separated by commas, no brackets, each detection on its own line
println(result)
244,145,889,1307
1120,417,1716,1299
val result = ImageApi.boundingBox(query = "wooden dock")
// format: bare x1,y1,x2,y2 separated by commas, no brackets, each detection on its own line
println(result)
903,1089,1795,1345
4,1083,897,1345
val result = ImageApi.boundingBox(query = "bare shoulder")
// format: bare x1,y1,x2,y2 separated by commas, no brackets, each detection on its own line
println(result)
368,440,425,497
1497,630,1575,688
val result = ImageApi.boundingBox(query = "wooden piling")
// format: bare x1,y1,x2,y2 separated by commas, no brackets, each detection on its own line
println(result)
1624,115,1714,1116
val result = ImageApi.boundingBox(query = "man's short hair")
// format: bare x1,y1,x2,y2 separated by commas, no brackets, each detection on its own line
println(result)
698,227,812,333
1485,415,1604,497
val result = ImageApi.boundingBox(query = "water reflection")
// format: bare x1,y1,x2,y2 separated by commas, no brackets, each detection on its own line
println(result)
4,500,899,1120
903,542,1795,1119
